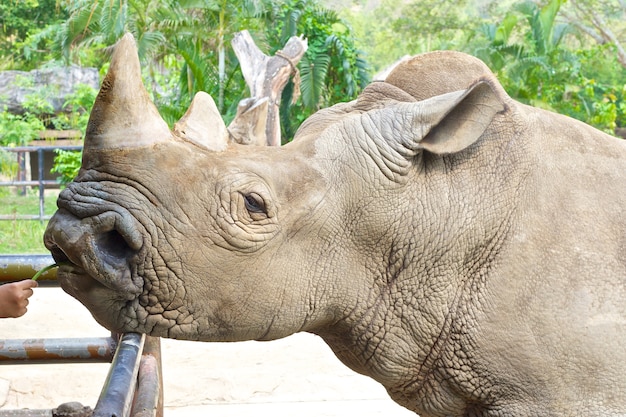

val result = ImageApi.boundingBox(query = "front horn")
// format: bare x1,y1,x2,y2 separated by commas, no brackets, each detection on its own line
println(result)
84,33,171,152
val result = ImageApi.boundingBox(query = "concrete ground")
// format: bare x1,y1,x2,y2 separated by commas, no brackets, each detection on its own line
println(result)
0,287,415,416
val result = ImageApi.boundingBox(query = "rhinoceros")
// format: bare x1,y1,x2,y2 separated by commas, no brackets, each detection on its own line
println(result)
44,33,626,416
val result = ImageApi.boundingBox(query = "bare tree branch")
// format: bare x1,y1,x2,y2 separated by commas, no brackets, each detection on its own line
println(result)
561,10,605,44
567,0,626,69
588,9,626,68
229,30,307,146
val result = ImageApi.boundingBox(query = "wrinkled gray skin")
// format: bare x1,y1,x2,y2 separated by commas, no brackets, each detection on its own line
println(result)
44,34,626,416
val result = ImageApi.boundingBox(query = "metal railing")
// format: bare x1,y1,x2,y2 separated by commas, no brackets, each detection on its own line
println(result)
0,254,163,417
0,146,82,221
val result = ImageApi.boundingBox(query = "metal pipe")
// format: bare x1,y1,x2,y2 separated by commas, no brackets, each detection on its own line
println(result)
0,215,53,221
94,333,145,417
132,336,163,417
0,409,51,416
0,254,56,282
0,146,82,153
0,180,60,186
0,337,117,364
131,355,160,417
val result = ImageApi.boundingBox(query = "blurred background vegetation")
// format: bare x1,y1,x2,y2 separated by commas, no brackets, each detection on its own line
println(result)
1,0,625,141
0,0,625,252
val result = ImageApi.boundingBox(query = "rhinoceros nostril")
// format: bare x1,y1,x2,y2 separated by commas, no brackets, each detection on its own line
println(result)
95,230,135,265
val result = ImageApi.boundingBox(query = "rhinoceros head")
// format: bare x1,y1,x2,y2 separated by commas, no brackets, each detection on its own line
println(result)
44,34,505,345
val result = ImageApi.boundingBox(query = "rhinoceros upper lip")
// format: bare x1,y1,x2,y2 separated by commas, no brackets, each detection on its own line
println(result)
49,242,141,301
45,208,144,300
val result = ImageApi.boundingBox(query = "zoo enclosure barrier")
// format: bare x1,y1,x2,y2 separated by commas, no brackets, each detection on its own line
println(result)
0,146,82,222
0,254,162,417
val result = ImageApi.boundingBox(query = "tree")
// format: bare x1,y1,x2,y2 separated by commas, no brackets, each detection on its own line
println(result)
155,0,270,115
266,0,369,141
472,0,625,134
561,0,626,69
11,0,367,142
392,0,478,51
340,0,402,75
0,0,68,70
474,0,574,100
340,0,488,74
29,0,262,124
51,0,166,64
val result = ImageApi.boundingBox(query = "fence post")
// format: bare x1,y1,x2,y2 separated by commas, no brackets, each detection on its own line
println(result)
38,147,45,222
0,145,82,221
17,150,26,196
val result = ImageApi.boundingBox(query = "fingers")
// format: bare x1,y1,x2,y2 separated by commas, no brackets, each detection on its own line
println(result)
0,280,37,318
12,280,37,301
23,288,34,300
16,280,37,304
22,280,37,301
15,298,29,318
9,293,30,318
16,279,38,290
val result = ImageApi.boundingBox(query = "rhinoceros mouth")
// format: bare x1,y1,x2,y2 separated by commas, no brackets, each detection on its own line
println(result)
49,241,140,301
47,255,108,300
45,208,144,300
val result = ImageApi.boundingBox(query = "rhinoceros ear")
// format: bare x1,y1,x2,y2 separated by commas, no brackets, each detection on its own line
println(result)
174,92,228,151
84,33,171,152
361,80,504,180
416,80,505,154
368,80,504,161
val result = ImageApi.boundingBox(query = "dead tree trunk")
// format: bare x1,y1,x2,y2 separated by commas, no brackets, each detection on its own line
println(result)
229,30,307,146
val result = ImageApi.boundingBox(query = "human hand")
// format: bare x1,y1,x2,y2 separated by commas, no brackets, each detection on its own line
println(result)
0,280,38,318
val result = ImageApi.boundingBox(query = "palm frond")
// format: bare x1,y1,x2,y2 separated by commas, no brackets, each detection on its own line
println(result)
355,54,370,89
136,31,166,62
175,37,220,97
299,53,330,111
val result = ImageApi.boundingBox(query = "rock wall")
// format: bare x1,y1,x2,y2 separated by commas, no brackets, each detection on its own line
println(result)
0,66,99,114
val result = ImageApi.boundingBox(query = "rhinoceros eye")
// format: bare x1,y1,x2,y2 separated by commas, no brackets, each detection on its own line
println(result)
243,193,267,214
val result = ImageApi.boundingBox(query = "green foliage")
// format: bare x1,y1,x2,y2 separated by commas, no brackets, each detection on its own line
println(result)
0,217,49,253
392,0,478,51
49,85,96,184
149,0,260,124
0,190,57,253
0,83,95,181
5,0,625,141
299,53,331,110
0,0,68,70
79,0,368,139
0,82,96,147
0,76,51,139
51,149,82,185
0,110,45,147
474,0,571,91
0,149,18,178
52,84,98,131
342,0,483,74
0,79,49,176
53,0,167,65
267,0,369,141
471,0,625,134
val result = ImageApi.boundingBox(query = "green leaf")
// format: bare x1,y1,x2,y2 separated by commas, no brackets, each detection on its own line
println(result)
32,263,58,281
299,53,330,111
